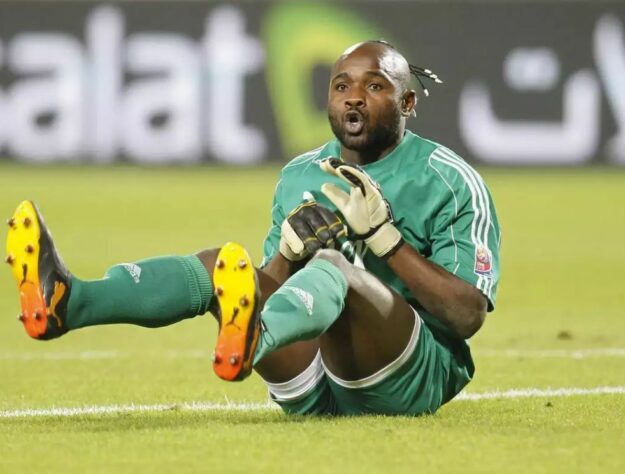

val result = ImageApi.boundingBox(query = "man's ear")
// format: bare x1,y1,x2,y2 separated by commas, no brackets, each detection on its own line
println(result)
401,90,417,117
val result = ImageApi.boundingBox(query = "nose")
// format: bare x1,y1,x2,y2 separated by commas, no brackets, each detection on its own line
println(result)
345,96,365,109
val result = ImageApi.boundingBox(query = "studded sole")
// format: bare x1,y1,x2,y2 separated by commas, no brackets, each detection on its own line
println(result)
212,242,260,381
5,201,50,339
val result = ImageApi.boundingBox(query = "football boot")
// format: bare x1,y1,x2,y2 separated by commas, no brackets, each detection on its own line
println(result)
211,242,261,381
5,201,71,340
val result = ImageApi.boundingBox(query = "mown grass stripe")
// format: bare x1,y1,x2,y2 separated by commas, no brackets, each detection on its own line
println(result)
2,348,625,361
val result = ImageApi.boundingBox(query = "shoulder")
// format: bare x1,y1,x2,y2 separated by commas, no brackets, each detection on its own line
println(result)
281,141,336,175
424,143,489,199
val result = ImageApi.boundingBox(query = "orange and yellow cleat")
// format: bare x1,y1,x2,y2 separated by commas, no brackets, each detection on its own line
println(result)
5,201,71,340
212,242,261,381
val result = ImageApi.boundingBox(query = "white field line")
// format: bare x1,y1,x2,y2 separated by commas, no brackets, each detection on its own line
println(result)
2,348,625,361
1,386,624,419
475,348,625,359
455,386,625,401
0,402,278,418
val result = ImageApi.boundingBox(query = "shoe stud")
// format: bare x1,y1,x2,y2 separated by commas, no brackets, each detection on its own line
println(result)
25,245,34,254
212,352,222,363
229,355,239,365
216,259,225,269
23,217,31,228
17,314,25,322
237,259,247,269
34,312,41,320
216,286,224,296
239,296,249,307
5,255,14,265
7,218,16,228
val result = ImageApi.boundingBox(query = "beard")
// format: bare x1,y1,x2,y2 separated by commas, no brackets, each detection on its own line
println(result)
328,106,403,153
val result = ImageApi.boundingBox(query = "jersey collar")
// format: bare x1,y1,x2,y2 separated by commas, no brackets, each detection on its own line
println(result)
328,130,415,170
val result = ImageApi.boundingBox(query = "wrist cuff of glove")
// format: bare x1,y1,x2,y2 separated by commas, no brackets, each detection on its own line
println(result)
279,239,306,262
365,223,404,259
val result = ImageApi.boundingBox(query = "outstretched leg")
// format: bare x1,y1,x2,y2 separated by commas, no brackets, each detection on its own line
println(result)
5,201,318,382
6,201,213,338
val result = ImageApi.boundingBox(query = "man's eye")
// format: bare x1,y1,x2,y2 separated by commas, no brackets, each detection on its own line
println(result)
336,84,347,92
369,83,382,91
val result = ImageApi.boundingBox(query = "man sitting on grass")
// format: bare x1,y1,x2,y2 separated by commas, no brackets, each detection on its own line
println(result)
6,40,500,416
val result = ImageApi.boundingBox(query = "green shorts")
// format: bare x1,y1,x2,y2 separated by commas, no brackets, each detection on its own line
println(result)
265,310,472,416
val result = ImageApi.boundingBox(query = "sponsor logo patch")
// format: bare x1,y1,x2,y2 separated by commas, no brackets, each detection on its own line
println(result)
474,245,493,276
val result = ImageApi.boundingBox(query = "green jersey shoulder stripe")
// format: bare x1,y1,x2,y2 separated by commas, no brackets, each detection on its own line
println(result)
429,147,495,299
432,147,494,298
430,147,495,299
427,156,461,273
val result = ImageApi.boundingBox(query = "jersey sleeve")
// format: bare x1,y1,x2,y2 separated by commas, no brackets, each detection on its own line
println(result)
428,153,501,311
260,177,285,268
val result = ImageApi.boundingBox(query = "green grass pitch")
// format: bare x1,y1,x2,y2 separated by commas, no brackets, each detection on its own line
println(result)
0,163,624,473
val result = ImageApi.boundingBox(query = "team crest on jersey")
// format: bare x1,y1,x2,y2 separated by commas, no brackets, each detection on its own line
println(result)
474,245,493,276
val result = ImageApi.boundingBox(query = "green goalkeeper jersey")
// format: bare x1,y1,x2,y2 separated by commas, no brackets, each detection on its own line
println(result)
262,130,501,381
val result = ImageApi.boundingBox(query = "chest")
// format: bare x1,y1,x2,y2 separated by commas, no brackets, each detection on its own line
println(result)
281,164,436,255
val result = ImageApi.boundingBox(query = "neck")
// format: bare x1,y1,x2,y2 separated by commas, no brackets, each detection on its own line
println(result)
340,129,405,166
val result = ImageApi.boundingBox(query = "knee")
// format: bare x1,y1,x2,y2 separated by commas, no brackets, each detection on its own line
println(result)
308,249,350,273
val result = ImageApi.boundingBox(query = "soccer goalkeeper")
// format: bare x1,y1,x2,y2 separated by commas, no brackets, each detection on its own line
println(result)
5,41,500,416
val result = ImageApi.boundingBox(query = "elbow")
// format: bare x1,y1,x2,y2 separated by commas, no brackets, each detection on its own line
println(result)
455,295,488,339
459,308,486,339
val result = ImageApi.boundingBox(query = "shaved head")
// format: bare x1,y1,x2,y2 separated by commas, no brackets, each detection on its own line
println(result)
333,41,412,94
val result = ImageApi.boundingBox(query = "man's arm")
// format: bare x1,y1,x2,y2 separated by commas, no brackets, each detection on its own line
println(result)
387,243,487,339
320,157,497,340
262,253,298,286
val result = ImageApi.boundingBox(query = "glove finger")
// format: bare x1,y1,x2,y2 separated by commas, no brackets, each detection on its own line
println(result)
287,201,314,220
281,219,305,255
320,158,375,197
307,208,334,246
316,205,347,242
336,165,373,196
288,207,327,255
319,157,343,177
303,234,323,255
288,208,314,237
293,203,333,247
321,183,351,213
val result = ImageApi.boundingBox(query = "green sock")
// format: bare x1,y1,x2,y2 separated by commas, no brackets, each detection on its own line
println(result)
67,255,213,330
253,259,348,364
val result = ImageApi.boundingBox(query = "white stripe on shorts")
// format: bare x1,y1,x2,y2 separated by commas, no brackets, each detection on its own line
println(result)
264,351,325,402
321,309,422,389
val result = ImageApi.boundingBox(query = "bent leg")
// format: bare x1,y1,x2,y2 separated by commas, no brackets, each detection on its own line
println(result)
312,250,417,381
195,249,320,383
309,250,455,416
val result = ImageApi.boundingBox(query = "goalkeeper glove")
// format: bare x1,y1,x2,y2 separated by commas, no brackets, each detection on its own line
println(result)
320,158,403,259
279,200,347,262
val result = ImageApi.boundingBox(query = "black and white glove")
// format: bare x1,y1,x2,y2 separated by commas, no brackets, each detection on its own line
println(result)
320,158,404,259
279,200,347,262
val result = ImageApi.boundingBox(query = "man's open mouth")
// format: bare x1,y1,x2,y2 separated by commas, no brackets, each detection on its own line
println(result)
344,111,365,135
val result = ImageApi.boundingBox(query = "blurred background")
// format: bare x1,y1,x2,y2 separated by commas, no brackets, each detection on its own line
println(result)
0,0,624,166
